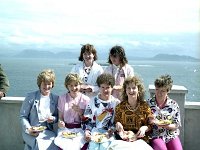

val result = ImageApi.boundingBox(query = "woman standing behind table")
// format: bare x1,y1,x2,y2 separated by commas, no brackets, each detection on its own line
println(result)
20,69,59,150
108,76,153,150
104,45,134,101
147,74,183,150
54,73,90,150
71,44,104,99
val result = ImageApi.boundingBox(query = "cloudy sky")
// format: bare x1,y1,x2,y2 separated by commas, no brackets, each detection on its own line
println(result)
0,0,199,56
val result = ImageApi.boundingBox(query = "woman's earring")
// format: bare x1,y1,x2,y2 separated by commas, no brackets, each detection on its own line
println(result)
137,93,139,98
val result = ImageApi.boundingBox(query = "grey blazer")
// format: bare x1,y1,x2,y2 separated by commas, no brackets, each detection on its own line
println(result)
19,90,59,132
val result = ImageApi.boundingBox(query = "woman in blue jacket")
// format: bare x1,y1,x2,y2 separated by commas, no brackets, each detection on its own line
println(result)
20,69,59,150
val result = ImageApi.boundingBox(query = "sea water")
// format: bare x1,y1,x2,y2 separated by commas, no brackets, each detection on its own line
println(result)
1,58,199,102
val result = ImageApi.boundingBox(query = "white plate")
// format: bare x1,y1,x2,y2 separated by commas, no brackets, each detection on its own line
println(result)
91,133,109,143
156,120,172,126
32,126,47,132
118,131,137,142
62,131,78,138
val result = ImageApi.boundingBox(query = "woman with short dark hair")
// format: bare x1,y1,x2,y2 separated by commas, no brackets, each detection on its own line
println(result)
71,44,103,99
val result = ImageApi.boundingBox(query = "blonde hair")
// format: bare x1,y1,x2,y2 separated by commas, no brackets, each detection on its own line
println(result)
37,69,56,88
64,73,83,89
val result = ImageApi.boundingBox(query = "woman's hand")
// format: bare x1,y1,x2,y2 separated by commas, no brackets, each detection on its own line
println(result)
84,87,92,93
137,126,148,138
72,104,83,116
27,128,40,137
58,120,65,128
85,130,91,142
113,85,122,91
46,116,55,123
0,91,5,99
115,122,124,132
107,128,115,137
158,123,178,130
148,115,156,124
80,84,92,93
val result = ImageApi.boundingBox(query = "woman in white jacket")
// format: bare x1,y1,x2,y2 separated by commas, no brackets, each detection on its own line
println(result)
71,44,103,99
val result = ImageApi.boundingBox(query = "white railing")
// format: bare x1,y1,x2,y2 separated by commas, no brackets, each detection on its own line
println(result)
0,85,199,150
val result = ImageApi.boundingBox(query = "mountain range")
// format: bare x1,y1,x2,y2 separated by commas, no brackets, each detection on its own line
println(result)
3,49,199,62
0,33,199,58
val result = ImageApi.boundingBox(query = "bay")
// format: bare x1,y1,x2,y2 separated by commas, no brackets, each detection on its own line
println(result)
1,58,199,102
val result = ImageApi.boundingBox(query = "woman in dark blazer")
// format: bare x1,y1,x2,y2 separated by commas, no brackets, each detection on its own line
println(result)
20,69,59,150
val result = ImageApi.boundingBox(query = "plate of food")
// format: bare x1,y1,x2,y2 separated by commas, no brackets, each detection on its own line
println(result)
62,131,78,138
119,131,137,142
32,126,47,132
91,132,109,143
156,119,172,126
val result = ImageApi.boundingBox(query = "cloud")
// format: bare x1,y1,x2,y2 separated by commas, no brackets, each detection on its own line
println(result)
0,0,199,58
0,0,199,34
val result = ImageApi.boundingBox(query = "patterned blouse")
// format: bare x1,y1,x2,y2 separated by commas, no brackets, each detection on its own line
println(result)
82,95,120,131
147,96,181,143
83,66,91,83
114,100,153,142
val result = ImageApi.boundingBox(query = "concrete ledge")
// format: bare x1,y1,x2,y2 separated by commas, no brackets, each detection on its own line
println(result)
0,84,199,150
0,98,24,150
185,101,200,109
0,96,24,103
149,84,188,94
184,104,200,150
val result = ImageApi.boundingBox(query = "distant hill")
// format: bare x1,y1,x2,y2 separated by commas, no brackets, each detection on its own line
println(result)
15,49,55,58
151,54,200,62
15,49,79,59
12,49,200,62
